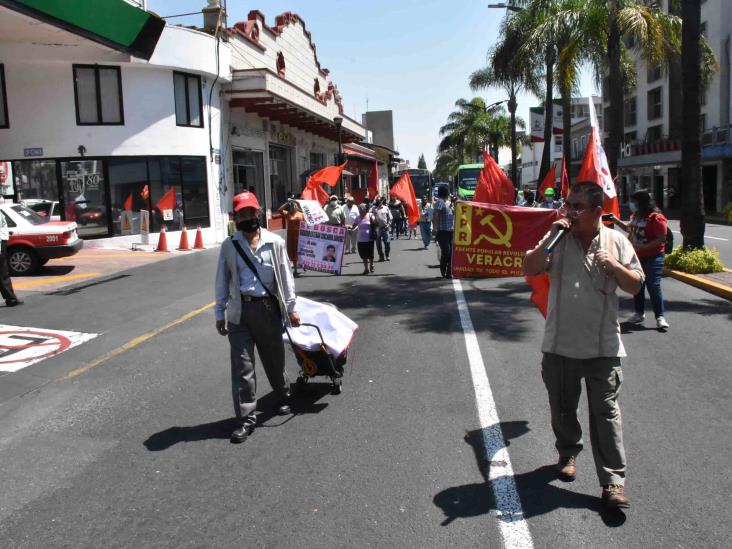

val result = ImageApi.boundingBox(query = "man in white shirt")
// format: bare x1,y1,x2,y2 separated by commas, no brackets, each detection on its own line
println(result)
215,192,301,443
342,195,360,254
373,197,393,261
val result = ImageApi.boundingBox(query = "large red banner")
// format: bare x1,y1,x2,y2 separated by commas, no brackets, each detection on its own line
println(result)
452,201,560,278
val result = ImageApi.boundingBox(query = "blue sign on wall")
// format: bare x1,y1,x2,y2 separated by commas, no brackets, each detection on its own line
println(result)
23,148,44,157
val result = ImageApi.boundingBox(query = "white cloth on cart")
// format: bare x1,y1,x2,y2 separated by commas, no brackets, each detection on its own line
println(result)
283,296,358,359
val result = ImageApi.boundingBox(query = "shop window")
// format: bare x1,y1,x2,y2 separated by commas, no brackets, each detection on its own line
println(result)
624,131,637,144
148,157,183,232
148,156,209,231
180,156,210,228
11,160,58,202
73,65,124,125
173,71,203,128
0,64,8,128
60,159,110,238
109,158,150,236
269,144,293,210
647,87,663,120
233,149,265,200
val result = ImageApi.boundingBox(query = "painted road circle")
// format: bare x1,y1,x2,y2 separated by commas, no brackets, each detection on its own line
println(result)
0,325,98,373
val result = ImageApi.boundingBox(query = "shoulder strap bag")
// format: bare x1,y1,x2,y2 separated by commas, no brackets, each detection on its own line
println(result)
231,237,277,300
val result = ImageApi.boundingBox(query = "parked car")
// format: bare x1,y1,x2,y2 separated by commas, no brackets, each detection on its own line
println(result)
21,199,61,221
1,202,83,275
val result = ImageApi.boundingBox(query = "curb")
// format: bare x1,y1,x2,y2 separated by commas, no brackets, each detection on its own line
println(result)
663,267,732,301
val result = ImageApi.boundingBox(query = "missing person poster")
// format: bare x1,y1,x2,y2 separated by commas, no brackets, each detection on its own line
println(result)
297,223,346,274
296,200,329,225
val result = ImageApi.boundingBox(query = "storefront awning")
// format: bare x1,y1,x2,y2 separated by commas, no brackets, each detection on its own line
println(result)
228,68,365,143
0,0,165,60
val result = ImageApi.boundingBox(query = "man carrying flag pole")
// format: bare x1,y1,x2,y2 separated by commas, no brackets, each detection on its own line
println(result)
523,181,644,511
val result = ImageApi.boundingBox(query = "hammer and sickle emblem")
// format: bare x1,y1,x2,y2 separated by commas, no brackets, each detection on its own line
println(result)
474,209,513,248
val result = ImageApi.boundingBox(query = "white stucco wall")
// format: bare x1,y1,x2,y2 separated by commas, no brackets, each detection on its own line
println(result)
0,24,235,241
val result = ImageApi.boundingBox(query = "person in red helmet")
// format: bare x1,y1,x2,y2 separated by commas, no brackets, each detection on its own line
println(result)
215,192,301,443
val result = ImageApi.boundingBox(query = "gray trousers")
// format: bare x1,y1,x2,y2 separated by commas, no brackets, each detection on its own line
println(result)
227,298,290,426
541,352,626,486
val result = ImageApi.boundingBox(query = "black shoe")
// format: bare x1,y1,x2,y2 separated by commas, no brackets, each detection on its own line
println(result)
5,299,23,307
386,256,390,261
378,257,385,262
230,423,254,443
277,395,292,415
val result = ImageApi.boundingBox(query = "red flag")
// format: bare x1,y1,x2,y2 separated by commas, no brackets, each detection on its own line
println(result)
155,187,176,212
390,172,420,226
300,184,330,205
475,150,515,205
302,162,347,205
368,161,379,199
307,162,347,189
140,185,149,200
560,156,570,199
538,164,556,198
577,129,620,218
526,273,551,318
123,193,133,211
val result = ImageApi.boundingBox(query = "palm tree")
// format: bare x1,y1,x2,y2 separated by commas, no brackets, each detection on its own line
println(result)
519,0,586,177
438,98,518,164
680,0,704,248
470,16,541,187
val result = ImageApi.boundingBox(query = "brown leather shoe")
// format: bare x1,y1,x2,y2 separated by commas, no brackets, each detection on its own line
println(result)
556,456,576,481
602,484,630,510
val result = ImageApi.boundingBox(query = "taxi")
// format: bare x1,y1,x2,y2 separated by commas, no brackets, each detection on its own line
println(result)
1,202,83,275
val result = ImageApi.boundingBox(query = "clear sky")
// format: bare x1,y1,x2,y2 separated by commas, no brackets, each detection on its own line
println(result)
148,0,596,169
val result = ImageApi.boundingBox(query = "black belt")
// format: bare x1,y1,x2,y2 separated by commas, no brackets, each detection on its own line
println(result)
241,294,274,302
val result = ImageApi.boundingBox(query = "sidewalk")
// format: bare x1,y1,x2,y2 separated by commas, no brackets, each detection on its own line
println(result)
665,267,732,300
12,245,212,295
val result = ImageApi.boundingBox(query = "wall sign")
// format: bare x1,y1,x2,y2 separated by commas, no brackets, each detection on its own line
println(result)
23,148,44,157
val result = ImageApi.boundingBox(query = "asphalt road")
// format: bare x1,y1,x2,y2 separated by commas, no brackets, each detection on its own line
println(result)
1,235,730,548
666,220,732,266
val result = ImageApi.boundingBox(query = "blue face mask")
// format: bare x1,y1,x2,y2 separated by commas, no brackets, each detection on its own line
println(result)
629,202,638,213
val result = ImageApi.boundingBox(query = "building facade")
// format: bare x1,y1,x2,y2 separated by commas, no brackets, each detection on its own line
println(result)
611,0,731,213
522,96,602,188
0,1,231,246
224,10,365,229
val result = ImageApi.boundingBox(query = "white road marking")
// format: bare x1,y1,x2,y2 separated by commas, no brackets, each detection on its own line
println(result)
452,279,534,549
0,325,98,373
671,230,728,241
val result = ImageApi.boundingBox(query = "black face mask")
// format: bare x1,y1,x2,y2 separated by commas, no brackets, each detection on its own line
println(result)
237,218,260,233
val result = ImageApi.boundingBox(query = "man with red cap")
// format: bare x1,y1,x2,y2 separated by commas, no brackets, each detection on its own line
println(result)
215,192,301,443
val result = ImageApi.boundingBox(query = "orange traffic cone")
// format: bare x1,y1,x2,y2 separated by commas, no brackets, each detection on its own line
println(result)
193,225,205,249
177,226,191,251
156,225,169,252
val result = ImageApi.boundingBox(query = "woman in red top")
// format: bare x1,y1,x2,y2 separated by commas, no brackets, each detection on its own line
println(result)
613,190,669,330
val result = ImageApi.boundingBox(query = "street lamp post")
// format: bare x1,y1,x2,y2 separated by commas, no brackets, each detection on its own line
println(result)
333,116,344,197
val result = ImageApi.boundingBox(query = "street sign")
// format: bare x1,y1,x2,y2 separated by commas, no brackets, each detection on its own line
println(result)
0,325,98,373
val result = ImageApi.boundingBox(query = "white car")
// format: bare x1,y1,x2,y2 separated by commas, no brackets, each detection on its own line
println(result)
1,202,83,275
21,199,61,221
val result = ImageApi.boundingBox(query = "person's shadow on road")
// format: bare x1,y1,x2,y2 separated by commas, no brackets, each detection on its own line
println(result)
143,384,331,451
433,422,626,527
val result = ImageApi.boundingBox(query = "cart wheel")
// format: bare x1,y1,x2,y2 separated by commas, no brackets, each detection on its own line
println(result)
331,378,342,395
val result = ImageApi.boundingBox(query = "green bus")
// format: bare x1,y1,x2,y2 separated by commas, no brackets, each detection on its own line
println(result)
455,163,482,200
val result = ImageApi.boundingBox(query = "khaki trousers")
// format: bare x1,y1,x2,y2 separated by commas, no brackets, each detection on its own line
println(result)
541,352,626,486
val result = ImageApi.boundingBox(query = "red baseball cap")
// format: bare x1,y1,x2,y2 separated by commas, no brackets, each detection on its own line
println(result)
232,191,260,212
